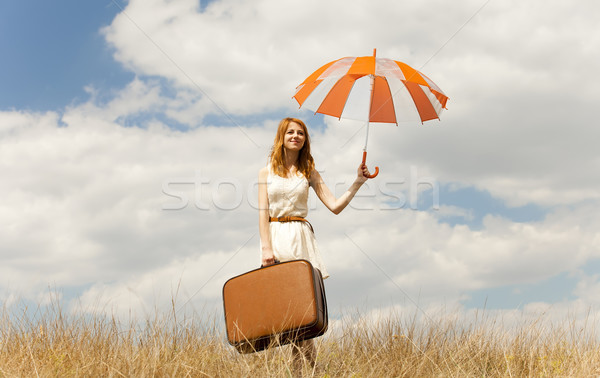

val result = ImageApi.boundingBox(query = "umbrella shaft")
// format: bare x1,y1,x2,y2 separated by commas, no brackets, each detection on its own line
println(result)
363,122,371,151
364,73,375,152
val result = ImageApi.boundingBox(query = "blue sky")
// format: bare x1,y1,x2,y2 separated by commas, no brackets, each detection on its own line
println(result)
0,1,131,111
2,0,600,326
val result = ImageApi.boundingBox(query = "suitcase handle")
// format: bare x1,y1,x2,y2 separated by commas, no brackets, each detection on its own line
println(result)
260,259,280,268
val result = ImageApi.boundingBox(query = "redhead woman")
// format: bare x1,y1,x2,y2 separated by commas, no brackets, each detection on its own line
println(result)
258,117,372,370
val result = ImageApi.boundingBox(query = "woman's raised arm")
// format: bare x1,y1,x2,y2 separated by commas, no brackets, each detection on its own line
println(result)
309,164,370,215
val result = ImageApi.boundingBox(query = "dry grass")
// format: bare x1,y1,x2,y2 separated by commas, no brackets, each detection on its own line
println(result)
1,300,599,377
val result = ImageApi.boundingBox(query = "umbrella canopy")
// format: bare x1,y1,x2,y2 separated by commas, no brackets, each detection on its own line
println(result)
293,49,448,177
294,49,447,124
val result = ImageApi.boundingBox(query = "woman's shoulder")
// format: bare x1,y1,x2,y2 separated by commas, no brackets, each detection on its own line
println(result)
260,165,275,182
259,166,269,178
308,168,322,185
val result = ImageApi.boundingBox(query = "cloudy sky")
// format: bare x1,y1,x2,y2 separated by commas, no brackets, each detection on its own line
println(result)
2,0,600,326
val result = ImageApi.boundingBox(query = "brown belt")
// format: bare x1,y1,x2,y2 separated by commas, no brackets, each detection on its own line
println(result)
269,216,314,234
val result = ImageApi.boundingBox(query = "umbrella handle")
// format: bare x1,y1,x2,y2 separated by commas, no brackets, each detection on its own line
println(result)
361,151,379,179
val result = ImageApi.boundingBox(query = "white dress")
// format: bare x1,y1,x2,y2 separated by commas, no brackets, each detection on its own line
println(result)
265,167,329,279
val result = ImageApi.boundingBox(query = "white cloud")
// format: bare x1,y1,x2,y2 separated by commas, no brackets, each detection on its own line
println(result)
0,94,270,297
103,0,513,115
330,298,600,345
435,205,474,221
312,205,600,305
574,273,600,304
99,0,600,206
3,0,600,326
2,83,600,321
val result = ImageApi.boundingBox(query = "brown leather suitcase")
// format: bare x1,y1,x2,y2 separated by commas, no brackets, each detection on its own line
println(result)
222,259,328,353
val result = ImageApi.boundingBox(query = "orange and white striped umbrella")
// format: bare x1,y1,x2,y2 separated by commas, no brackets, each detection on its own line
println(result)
294,49,448,178
294,49,448,124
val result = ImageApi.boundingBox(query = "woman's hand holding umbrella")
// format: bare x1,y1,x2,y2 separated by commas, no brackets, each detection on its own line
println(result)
358,162,374,182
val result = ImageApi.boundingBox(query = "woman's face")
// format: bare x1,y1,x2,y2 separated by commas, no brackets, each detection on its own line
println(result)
283,121,306,152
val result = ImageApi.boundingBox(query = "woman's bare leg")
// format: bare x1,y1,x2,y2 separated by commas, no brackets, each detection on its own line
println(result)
292,339,316,374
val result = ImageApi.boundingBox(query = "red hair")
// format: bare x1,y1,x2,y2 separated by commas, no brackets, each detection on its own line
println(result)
269,117,315,179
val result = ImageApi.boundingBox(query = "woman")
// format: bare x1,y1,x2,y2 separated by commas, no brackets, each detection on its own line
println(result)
258,117,372,369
